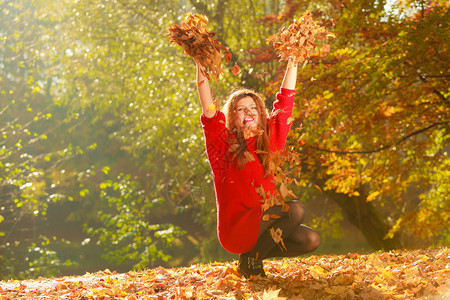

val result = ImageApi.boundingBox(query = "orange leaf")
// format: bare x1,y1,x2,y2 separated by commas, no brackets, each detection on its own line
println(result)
232,64,240,76
244,151,255,162
224,51,232,63
286,117,294,125
270,227,287,251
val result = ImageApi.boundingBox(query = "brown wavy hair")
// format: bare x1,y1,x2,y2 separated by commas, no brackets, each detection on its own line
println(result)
222,88,272,176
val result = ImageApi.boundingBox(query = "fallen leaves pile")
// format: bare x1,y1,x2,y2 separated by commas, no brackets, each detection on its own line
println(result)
1,247,448,299
267,11,335,68
167,13,237,81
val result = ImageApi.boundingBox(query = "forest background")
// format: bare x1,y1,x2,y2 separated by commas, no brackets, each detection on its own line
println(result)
0,0,448,280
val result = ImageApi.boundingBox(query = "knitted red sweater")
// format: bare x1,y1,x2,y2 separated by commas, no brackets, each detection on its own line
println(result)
201,88,295,254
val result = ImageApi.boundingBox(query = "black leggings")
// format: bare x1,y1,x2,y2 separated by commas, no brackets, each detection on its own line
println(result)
247,201,320,259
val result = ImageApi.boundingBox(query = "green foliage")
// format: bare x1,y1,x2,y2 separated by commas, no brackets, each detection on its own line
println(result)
85,174,186,269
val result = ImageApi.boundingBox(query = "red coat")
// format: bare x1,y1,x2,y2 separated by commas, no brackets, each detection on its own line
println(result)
201,88,295,254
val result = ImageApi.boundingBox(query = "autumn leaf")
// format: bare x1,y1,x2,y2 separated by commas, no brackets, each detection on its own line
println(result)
0,248,447,299
366,191,380,202
263,214,282,222
224,51,232,63
262,289,287,300
229,143,239,153
244,151,255,162
166,13,230,81
232,63,240,75
270,227,287,251
279,183,288,199
267,11,334,65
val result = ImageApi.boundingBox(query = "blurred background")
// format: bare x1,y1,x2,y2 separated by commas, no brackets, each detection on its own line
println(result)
1,0,448,280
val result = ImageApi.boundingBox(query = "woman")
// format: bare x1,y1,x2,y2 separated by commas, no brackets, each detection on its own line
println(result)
196,60,320,278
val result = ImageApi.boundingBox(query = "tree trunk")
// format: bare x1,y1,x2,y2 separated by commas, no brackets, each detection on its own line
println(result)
312,178,402,250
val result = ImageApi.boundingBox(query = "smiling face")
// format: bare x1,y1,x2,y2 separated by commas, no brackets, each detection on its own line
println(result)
234,96,260,131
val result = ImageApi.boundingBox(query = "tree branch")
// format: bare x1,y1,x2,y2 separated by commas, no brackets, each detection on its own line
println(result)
403,61,450,108
308,121,449,154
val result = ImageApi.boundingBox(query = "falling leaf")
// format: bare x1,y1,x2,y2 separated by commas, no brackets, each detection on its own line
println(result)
207,104,216,111
244,151,255,162
314,184,322,192
322,44,331,53
286,117,294,125
232,64,240,76
229,144,239,153
224,51,232,63
270,227,287,251
279,183,289,199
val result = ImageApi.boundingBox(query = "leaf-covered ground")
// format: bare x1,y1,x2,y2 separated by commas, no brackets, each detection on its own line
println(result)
1,247,448,299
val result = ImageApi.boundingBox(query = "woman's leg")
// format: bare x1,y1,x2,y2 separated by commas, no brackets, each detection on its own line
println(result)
263,224,320,259
238,201,318,277
248,201,307,259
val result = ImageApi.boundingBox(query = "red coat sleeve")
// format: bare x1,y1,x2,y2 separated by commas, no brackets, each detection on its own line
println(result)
269,88,296,152
200,110,228,178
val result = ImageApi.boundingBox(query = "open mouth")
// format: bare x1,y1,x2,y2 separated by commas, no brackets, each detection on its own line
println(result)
243,117,254,125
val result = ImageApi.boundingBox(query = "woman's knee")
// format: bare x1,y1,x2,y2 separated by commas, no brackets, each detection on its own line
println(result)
288,201,305,224
308,231,321,251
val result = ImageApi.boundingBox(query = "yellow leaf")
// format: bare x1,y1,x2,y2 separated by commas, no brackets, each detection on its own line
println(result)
324,286,348,295
262,289,286,300
381,268,395,281
279,183,288,199
309,265,328,279
366,191,380,202
207,104,216,111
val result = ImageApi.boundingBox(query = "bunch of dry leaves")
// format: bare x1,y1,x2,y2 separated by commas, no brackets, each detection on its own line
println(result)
1,248,448,299
267,11,335,68
167,13,238,81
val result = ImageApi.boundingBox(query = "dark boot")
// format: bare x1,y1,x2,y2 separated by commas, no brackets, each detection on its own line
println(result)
238,254,267,278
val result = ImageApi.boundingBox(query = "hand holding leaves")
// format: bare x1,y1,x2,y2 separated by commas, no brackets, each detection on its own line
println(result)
167,13,233,81
267,11,335,68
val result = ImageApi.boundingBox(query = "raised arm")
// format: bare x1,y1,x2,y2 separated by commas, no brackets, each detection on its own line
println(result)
196,61,215,118
280,63,298,90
